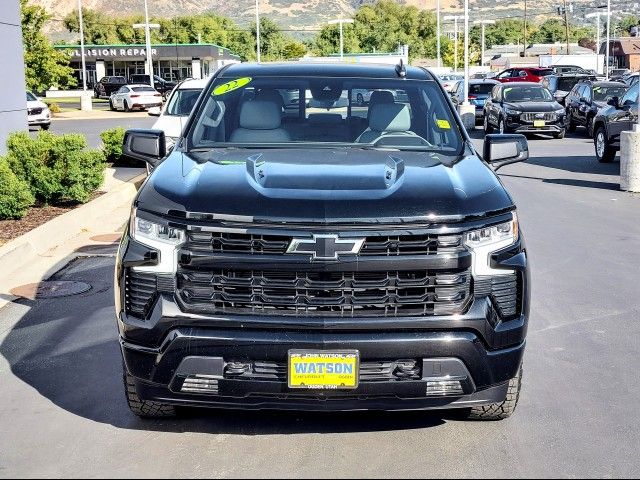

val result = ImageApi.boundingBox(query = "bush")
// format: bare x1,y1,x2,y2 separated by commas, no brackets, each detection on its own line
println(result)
100,127,125,163
0,157,35,219
48,102,61,114
5,131,106,204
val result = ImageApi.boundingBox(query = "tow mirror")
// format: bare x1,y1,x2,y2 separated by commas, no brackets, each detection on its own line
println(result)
122,129,166,169
483,134,529,170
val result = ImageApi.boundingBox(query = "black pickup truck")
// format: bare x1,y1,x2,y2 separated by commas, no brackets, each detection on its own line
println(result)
128,74,178,96
116,62,531,420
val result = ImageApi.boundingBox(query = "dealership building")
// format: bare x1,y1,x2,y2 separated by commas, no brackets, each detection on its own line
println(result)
54,43,241,86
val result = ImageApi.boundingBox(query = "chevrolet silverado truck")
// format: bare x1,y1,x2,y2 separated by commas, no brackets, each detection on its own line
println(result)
116,62,531,420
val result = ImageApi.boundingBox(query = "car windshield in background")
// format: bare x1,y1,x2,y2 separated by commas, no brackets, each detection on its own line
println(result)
187,76,463,153
469,84,494,95
533,69,553,77
558,78,581,91
504,86,553,102
132,86,156,92
26,92,37,101
593,86,627,102
166,88,202,116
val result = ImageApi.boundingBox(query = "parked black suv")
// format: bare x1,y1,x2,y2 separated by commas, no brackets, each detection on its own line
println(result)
484,82,566,138
541,74,596,105
565,80,628,137
128,74,178,96
116,63,530,420
94,76,126,99
593,82,638,162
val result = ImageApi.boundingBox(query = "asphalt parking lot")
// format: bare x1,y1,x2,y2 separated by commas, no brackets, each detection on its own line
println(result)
1,120,640,477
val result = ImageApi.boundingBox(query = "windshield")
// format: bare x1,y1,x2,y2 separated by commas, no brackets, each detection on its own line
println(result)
469,84,495,95
26,92,37,101
166,88,202,116
187,76,463,153
504,86,553,102
593,85,627,102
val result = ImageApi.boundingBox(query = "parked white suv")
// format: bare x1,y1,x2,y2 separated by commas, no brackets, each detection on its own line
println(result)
148,78,208,148
26,92,51,130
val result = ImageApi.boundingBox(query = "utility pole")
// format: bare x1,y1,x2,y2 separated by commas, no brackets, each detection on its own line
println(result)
143,0,153,88
255,0,261,63
463,0,469,104
444,16,463,73
563,0,570,55
606,0,611,79
523,0,528,57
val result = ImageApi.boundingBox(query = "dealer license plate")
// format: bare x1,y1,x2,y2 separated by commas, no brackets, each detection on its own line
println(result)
533,120,546,127
288,350,359,389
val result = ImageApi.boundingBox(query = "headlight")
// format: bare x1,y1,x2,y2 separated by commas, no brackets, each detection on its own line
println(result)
129,208,185,273
464,212,518,276
555,108,565,115
131,214,184,246
504,107,521,115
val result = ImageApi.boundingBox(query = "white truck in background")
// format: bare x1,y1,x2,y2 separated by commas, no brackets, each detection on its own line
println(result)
539,54,605,75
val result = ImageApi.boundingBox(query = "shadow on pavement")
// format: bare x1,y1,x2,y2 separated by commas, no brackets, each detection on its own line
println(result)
500,173,621,191
0,256,456,434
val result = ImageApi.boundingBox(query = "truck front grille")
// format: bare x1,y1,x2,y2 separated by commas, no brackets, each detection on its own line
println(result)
184,231,464,257
176,268,472,317
224,359,422,382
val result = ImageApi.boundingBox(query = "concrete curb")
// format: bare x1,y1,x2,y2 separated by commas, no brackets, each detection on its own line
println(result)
53,111,149,121
0,168,146,310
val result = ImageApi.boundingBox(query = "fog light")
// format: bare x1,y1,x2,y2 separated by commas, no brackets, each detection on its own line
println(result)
426,379,464,396
181,375,219,394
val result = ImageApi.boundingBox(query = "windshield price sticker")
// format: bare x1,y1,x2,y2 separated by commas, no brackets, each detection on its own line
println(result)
213,77,252,96
436,119,451,129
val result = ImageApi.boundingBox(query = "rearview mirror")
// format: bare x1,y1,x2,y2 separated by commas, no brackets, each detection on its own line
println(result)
122,129,166,169
147,106,161,116
483,134,529,170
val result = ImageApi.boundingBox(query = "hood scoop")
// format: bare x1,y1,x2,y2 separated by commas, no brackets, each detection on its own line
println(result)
246,151,404,192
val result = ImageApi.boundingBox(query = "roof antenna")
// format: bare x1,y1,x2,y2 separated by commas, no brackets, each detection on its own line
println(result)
395,59,407,78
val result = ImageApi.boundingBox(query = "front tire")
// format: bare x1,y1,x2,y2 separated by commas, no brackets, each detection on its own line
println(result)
498,117,507,134
595,126,616,163
125,101,132,112
553,129,565,139
123,367,176,418
586,115,595,137
483,114,494,134
109,99,116,111
566,112,577,133
40,124,50,131
467,364,522,421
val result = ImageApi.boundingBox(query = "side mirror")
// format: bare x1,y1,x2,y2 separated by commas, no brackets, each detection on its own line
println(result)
147,106,161,116
483,134,529,170
122,129,166,169
607,96,620,108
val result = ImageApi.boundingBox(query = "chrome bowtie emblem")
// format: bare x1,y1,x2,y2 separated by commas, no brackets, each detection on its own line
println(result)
287,235,365,260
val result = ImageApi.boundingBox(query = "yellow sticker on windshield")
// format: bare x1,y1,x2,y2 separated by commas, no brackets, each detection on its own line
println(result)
436,119,451,129
212,77,252,96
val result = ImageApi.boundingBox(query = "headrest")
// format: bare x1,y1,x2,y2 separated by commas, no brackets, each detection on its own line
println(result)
239,100,282,130
368,90,395,106
254,89,284,110
368,103,411,132
308,113,343,124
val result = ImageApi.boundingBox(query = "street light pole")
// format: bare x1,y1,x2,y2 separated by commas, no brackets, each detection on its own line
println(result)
444,16,464,73
606,0,611,79
463,0,469,105
328,19,354,59
474,20,495,67
143,0,153,88
436,0,441,68
77,0,87,92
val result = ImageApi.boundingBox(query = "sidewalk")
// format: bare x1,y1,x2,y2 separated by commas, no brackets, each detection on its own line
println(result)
0,167,146,310
53,110,149,121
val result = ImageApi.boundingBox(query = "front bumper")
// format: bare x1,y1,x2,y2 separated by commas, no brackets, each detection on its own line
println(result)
116,227,529,412
506,115,565,134
28,112,50,126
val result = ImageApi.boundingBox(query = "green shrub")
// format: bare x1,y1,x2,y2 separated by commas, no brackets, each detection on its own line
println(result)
5,131,106,204
100,127,125,163
0,157,35,219
48,102,61,114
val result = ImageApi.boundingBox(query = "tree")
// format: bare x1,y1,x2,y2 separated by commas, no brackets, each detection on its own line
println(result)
21,0,76,92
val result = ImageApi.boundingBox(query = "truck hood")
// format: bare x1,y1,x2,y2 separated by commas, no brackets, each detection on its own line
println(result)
136,148,514,224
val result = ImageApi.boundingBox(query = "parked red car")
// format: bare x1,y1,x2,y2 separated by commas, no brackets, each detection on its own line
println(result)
495,67,554,83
